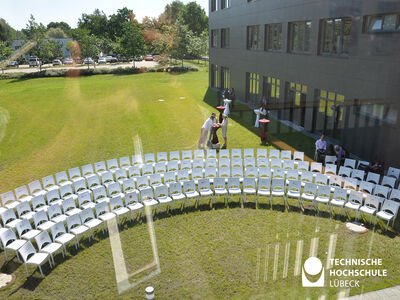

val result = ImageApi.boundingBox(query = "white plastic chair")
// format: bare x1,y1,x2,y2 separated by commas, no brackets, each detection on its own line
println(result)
132,154,143,166
87,174,101,189
315,173,328,185
286,170,299,184
16,219,40,242
68,167,84,182
80,208,103,237
343,178,358,192
219,149,229,159
42,175,59,192
155,185,173,211
219,158,230,168
144,153,156,164
300,171,313,186
169,182,186,209
213,178,228,204
344,191,363,221
2,191,18,212
206,149,217,159
257,149,267,159
125,191,143,219
55,171,72,187
128,165,141,178
232,166,244,181
14,186,32,203
33,210,55,232
227,177,241,204
315,185,331,212
77,191,95,210
381,176,396,189
191,168,203,184
351,169,365,182
231,157,242,168
92,185,110,204
329,175,343,192
219,166,231,179
181,150,193,162
389,189,400,203
149,174,163,187
205,167,217,183
157,152,168,163
140,187,159,211
16,201,35,222
283,160,295,170
301,183,317,210
183,180,200,208
359,181,374,195
35,231,63,266
310,162,322,173
373,185,390,199
136,176,150,191
366,172,380,185
122,178,137,195
272,168,285,179
155,162,167,174
0,228,26,261
259,167,271,179
297,161,309,172
205,158,217,169
100,171,115,187
231,149,242,159
31,195,49,212
243,177,256,205
325,155,337,165
387,167,400,180
1,209,21,229
19,241,52,277
28,180,46,197
244,148,254,158
50,221,76,252
110,196,130,225
338,166,352,178
286,180,301,208
271,178,285,206
257,178,271,205
270,158,282,170
245,167,258,178
94,161,107,174
177,170,190,182
360,195,383,224
374,200,399,231
119,156,131,170
293,151,304,161
167,160,179,172
281,150,292,161
343,159,356,169
163,172,176,186
115,169,128,185
62,197,82,216
193,158,204,169
257,158,269,168
244,157,256,168
66,214,90,247
169,151,180,162
198,179,214,205
325,164,337,175
269,149,280,159
194,149,205,161
47,204,67,224
72,179,89,196
329,187,347,216
180,160,192,171
142,164,154,176
59,183,77,201
94,202,117,232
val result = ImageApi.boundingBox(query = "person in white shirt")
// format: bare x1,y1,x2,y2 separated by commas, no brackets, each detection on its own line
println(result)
221,114,228,149
198,113,216,149
315,135,327,162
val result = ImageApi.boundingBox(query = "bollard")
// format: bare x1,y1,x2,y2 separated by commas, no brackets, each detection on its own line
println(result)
145,286,155,300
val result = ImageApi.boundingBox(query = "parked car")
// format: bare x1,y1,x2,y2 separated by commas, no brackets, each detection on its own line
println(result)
110,56,118,63
8,61,19,68
134,55,143,61
118,56,129,62
144,55,153,61
98,57,107,64
84,58,94,64
64,58,74,65
106,56,113,63
52,59,62,66
29,56,40,67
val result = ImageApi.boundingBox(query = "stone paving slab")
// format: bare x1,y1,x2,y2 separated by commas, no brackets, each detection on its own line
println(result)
343,285,400,300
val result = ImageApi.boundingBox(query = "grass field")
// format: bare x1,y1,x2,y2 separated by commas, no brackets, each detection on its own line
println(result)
0,68,399,299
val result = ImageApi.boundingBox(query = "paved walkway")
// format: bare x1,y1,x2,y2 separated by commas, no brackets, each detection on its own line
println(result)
343,285,400,300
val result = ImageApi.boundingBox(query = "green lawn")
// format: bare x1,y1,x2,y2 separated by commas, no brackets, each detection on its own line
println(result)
0,69,399,299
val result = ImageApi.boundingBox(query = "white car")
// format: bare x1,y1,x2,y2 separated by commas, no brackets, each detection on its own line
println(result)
52,59,62,66
84,58,94,64
98,57,106,64
64,58,74,64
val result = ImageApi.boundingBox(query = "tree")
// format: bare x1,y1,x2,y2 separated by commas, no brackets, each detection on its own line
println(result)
66,40,81,61
162,1,185,24
24,15,47,70
178,2,208,36
97,37,115,56
47,21,71,36
188,30,208,60
0,18,16,43
73,29,99,68
170,21,192,67
107,7,137,40
0,41,13,73
47,27,67,39
117,22,145,67
78,9,108,37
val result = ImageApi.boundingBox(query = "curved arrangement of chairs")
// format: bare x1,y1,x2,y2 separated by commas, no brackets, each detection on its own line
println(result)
1,148,400,277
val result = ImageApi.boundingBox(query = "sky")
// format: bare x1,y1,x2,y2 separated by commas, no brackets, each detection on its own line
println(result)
1,0,209,30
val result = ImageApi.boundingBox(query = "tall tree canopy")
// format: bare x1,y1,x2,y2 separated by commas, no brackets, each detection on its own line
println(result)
0,18,16,43
178,2,208,35
47,21,71,36
78,9,108,37
162,0,185,24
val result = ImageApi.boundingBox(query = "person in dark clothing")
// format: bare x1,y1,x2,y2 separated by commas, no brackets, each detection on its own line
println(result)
217,88,223,106
326,144,335,156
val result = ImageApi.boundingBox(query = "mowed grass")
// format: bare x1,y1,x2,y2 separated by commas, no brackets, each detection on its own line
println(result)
0,70,400,299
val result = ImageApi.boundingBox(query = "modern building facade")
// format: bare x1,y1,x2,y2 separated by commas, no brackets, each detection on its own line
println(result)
11,38,73,60
209,0,400,167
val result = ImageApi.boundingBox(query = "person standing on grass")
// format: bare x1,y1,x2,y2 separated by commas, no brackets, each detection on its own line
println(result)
315,134,327,162
221,114,228,149
198,113,216,149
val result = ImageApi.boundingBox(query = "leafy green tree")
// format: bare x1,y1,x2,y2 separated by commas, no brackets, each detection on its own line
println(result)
188,30,208,59
170,21,192,67
23,15,46,41
162,1,185,24
178,2,208,35
47,27,67,39
107,7,137,40
0,41,13,73
0,18,16,42
47,21,71,36
117,22,145,67
97,37,115,56
78,9,108,37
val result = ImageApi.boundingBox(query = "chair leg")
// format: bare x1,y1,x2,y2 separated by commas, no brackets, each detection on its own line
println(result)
25,264,29,277
39,265,44,277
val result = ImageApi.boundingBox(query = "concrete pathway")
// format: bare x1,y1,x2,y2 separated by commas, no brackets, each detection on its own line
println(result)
343,285,400,300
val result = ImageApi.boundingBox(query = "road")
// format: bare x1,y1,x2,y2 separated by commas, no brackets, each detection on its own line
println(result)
2,61,158,74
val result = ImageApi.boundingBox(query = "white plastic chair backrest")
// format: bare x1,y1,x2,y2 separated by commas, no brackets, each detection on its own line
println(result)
128,165,141,178
55,171,70,185
219,167,231,178
150,174,162,186
95,201,110,217
183,180,196,193
80,208,96,224
219,158,230,168
206,158,217,168
192,168,203,180
14,186,30,200
110,196,124,210
273,168,285,179
338,166,352,178
359,181,373,194
389,189,400,202
193,159,204,169
387,167,400,180
206,149,217,159
332,187,347,201
16,201,31,218
245,167,258,178
257,149,267,159
231,149,242,159
16,219,32,237
142,164,154,175
343,177,357,190
178,170,189,182
373,185,390,198
155,185,169,198
115,169,127,181
0,228,18,247
219,149,229,159
231,157,242,168
243,177,256,189
78,191,92,206
94,161,107,173
283,160,294,170
205,167,217,179
51,221,67,240
257,158,269,168
351,169,365,181
228,177,240,189
303,183,317,195
329,175,342,187
155,162,166,174
213,178,226,189
310,162,322,173
87,174,100,188
67,214,82,231
281,150,291,160
315,173,328,185
157,152,168,162
380,200,399,218
119,156,131,168
125,191,139,205
167,161,179,171
258,178,271,190
32,195,47,210
69,167,82,180
163,172,176,184
325,164,337,175
180,160,192,170
169,182,182,195
272,178,285,191
287,180,301,192
101,171,114,184
325,155,337,164
287,170,299,181
297,161,309,171
122,178,136,192
59,183,74,198
29,180,43,194
42,175,56,189
1,191,16,206
18,241,36,263
293,151,304,161
244,148,254,158
136,176,149,189
144,153,155,164
132,154,143,165
141,187,154,201
63,197,78,213
259,167,271,179
269,149,280,159
381,176,395,189
198,178,211,191
107,158,119,170
47,204,63,220
92,186,107,201
33,210,48,228
73,179,87,193
35,231,52,251
194,149,205,160
343,159,356,169
244,157,255,168
363,195,383,210
300,171,313,183
232,166,243,178
348,191,363,205
317,185,331,198
270,159,282,169
366,172,380,185
181,150,192,161
169,151,180,161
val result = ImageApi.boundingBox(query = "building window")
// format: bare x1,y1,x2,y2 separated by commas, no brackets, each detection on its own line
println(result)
247,25,261,50
321,17,352,55
211,29,219,48
289,82,308,107
267,77,280,101
246,72,260,104
221,67,230,89
211,64,220,88
211,0,217,12
319,90,345,120
265,23,282,51
289,21,311,53
364,13,400,32
221,28,230,48
221,0,230,9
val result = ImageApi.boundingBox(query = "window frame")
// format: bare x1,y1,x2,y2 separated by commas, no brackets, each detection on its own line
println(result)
265,23,283,52
221,28,230,48
247,25,261,50
320,17,352,56
211,29,219,48
289,20,312,54
364,13,400,33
